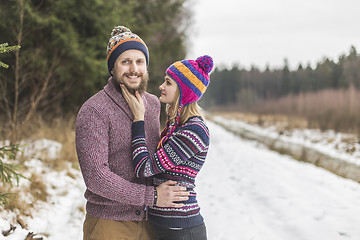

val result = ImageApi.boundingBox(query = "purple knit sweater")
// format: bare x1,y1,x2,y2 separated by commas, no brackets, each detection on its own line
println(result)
75,77,160,221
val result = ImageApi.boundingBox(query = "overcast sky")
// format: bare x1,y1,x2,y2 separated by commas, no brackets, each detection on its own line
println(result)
186,0,360,70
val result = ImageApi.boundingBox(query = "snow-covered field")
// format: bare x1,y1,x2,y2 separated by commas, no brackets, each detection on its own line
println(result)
212,116,360,166
1,121,360,239
197,121,360,240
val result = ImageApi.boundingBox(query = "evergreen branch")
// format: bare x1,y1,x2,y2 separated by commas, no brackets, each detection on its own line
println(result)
0,145,28,187
0,42,21,69
0,161,26,186
0,61,9,68
0,144,23,160
0,43,21,54
0,192,16,207
0,42,9,49
0,144,28,207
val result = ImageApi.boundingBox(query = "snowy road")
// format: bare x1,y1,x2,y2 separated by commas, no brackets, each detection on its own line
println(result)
196,121,360,240
2,121,360,240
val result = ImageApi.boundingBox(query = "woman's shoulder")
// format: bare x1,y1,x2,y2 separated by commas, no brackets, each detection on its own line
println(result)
175,116,210,146
180,116,209,134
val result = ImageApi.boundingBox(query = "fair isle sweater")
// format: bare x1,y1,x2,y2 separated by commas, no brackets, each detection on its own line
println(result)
131,116,210,228
75,77,160,221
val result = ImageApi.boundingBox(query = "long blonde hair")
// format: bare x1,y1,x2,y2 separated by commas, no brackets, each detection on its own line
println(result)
158,82,205,149
166,88,205,126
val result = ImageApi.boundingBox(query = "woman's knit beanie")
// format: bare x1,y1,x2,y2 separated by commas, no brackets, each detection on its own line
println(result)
157,55,214,149
166,55,214,106
106,26,149,75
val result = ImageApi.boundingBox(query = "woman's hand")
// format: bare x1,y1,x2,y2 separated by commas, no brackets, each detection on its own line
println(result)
120,84,145,122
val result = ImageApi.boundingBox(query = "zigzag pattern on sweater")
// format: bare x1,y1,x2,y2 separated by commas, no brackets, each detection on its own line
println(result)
131,116,209,228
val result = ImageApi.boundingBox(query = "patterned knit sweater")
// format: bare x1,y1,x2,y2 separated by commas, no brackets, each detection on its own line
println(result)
131,116,210,228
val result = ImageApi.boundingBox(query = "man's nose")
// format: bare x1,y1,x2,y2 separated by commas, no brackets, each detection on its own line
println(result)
129,62,138,73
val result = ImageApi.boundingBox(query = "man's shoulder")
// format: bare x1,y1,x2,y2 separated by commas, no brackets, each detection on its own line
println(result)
143,91,158,100
143,92,160,105
78,89,109,113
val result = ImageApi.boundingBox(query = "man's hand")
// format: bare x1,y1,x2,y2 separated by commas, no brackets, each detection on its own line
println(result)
155,180,189,208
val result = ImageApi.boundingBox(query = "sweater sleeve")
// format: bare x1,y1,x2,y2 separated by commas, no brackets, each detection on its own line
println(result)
76,106,154,207
131,119,209,178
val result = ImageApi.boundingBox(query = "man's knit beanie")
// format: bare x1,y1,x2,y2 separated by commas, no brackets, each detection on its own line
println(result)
106,26,149,75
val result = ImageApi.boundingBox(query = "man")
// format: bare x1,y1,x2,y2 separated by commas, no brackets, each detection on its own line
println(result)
75,26,189,240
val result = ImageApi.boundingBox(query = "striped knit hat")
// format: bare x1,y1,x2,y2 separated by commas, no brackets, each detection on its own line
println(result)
166,55,214,106
157,55,214,149
106,26,149,75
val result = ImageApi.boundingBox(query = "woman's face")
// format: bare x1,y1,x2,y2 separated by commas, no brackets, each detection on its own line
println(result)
159,75,178,105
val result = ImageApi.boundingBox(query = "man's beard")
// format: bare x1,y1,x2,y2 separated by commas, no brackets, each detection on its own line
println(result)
113,71,148,95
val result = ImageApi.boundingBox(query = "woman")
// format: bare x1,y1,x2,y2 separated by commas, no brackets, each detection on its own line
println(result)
121,55,213,240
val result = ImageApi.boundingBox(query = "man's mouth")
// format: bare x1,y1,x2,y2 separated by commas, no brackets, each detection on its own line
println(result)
125,72,142,78
126,75,139,79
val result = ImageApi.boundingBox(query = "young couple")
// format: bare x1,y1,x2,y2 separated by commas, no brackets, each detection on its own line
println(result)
75,26,213,240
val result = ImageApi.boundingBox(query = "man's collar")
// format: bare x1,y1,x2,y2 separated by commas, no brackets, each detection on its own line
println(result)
103,77,133,120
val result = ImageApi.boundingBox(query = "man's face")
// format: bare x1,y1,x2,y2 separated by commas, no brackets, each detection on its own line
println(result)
112,49,148,94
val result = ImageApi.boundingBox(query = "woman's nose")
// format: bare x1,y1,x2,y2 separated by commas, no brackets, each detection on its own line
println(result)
159,83,164,90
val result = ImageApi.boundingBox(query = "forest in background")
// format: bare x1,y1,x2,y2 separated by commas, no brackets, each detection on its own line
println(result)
1,0,360,141
0,0,190,142
201,46,360,134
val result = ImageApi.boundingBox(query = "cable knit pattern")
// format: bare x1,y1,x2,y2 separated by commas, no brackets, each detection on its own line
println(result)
131,116,210,228
75,77,160,221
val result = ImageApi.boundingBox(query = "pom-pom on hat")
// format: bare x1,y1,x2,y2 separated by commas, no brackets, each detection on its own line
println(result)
166,55,214,106
106,26,149,75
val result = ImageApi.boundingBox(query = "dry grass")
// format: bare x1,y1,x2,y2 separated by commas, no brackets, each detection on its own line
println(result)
209,112,309,133
29,173,48,202
253,86,360,134
1,114,78,219
209,86,360,135
2,172,49,217
15,114,78,170
1,189,33,218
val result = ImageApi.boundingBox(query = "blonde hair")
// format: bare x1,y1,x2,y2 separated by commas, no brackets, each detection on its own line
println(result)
166,88,205,126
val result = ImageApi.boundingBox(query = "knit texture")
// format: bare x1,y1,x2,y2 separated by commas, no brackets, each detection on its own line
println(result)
106,26,149,75
75,77,160,221
165,55,213,107
158,55,213,149
131,116,210,228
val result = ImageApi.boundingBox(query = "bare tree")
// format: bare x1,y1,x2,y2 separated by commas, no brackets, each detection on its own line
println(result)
0,0,62,143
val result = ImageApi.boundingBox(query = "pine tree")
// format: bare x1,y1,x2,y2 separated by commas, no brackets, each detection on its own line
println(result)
0,144,27,206
0,42,26,206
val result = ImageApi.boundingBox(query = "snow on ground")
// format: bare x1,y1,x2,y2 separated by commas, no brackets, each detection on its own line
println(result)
212,116,360,166
197,121,360,240
0,139,86,240
1,122,360,239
